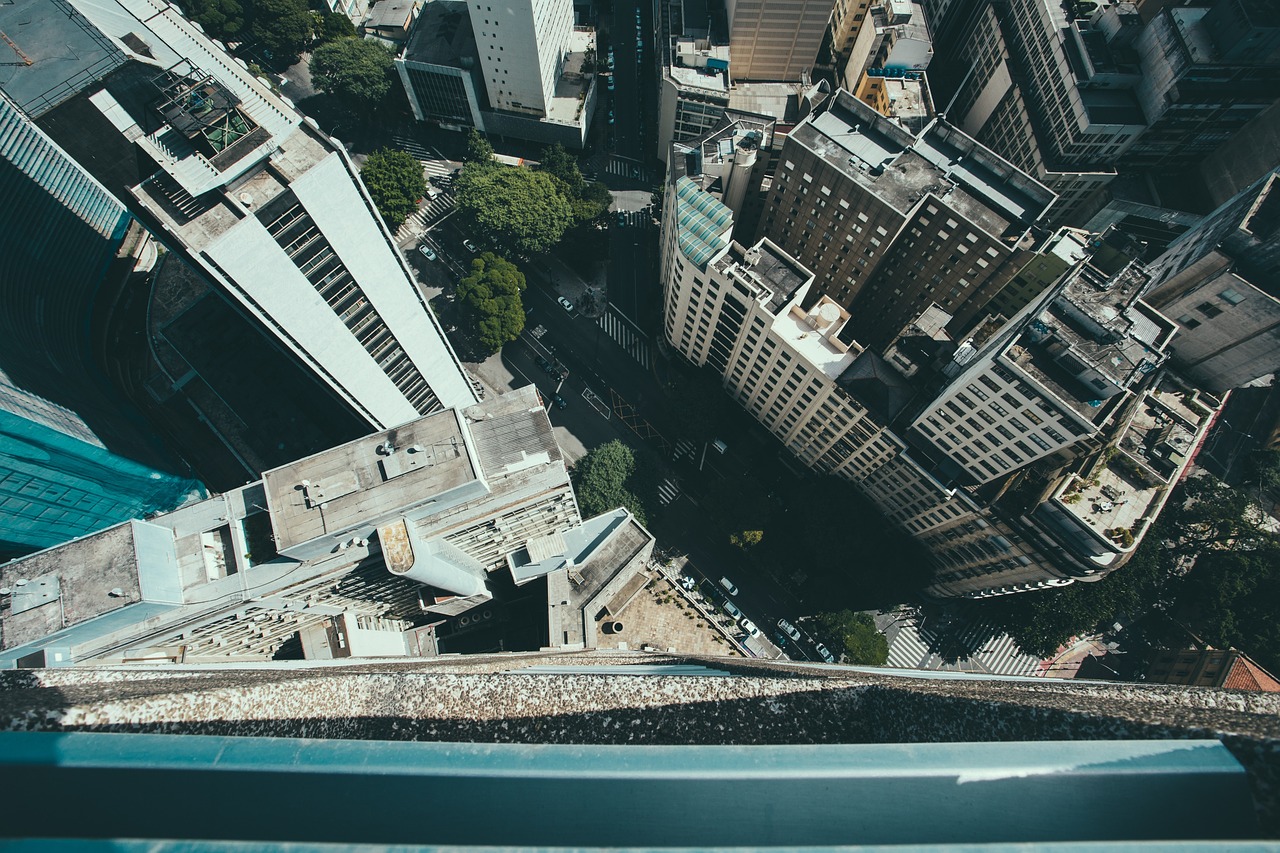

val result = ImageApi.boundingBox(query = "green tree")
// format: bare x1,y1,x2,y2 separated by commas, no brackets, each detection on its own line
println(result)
572,440,650,525
539,143,586,196
464,129,495,164
454,163,573,255
309,38,395,115
1162,473,1268,554
1176,541,1280,673
813,610,889,665
177,0,247,38
250,0,313,63
455,253,527,354
359,149,426,230
730,530,764,551
314,10,357,42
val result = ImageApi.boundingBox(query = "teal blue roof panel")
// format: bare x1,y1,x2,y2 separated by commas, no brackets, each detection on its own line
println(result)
675,176,732,267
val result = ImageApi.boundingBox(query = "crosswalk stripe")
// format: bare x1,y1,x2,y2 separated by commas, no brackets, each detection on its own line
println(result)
658,479,680,505
598,309,650,368
886,624,932,669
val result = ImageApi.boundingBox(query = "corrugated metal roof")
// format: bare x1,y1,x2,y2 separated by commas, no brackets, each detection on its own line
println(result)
675,175,732,266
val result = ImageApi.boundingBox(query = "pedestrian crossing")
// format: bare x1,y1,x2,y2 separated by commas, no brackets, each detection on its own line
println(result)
885,619,1041,676
658,478,680,505
597,308,651,368
672,439,697,463
398,193,456,239
390,134,455,179
605,157,647,182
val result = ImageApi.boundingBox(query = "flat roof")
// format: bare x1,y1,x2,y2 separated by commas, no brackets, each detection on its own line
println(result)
402,0,477,67
0,523,140,651
264,408,479,551
714,239,812,314
0,0,126,116
794,90,1053,240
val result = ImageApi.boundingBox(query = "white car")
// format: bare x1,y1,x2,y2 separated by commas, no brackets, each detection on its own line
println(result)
777,619,801,641
739,617,760,638
814,643,836,663
463,239,479,253
722,599,742,619
418,244,437,261
557,296,574,313
719,577,739,596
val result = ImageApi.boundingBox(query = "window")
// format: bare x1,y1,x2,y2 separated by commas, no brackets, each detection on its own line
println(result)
1197,301,1224,318
1219,288,1244,305
1178,314,1201,330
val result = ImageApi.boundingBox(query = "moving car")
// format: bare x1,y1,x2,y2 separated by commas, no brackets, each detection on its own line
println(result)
719,577,739,596
777,619,801,641
557,296,574,313
814,643,835,663
418,244,437,261
463,239,479,253
552,394,567,410
739,618,760,638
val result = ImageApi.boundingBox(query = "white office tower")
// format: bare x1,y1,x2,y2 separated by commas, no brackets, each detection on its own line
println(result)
5,0,476,430
469,0,575,115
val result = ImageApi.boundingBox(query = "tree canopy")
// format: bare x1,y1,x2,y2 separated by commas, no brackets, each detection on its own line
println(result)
1176,540,1280,674
179,0,248,38
454,162,574,256
309,38,395,115
465,129,494,164
813,610,889,665
359,149,426,230
455,253,526,354
572,440,655,526
314,10,356,42
250,0,313,63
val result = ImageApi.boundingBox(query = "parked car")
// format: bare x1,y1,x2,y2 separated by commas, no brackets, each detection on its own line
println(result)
739,617,760,638
722,599,742,619
535,356,552,372
814,643,835,663
418,244,437,261
719,577,739,596
777,619,801,641
557,296,574,312
463,238,478,253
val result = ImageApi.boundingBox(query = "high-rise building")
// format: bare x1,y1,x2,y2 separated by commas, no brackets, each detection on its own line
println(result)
753,90,1055,350
397,0,598,148
1141,169,1280,393
1,0,476,435
935,0,1280,226
662,119,1217,599
0,375,204,555
471,0,574,115
726,0,835,81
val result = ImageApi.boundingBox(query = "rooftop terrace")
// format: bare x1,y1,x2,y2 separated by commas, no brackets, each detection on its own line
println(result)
1043,378,1216,565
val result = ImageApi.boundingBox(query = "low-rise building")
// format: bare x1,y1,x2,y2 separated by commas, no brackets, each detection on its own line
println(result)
0,386,641,668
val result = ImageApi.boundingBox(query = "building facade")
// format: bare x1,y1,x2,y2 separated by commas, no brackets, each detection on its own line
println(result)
2,0,478,434
0,377,204,555
663,122,1217,598
753,90,1055,351
726,0,834,81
